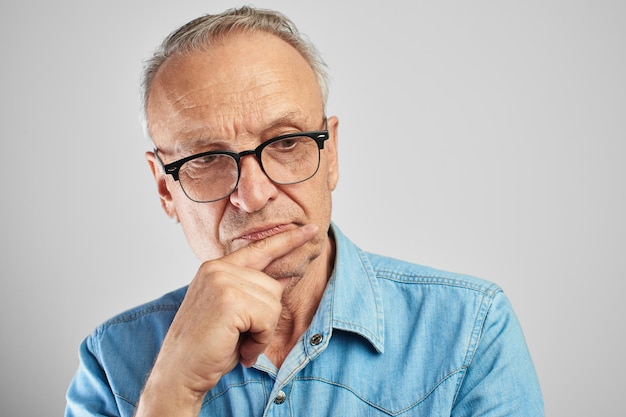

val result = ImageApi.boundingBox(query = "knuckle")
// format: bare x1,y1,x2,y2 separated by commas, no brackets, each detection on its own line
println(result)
210,287,240,313
199,258,227,275
267,279,283,298
188,261,234,297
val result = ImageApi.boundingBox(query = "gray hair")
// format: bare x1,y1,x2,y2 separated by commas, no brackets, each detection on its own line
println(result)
140,6,330,140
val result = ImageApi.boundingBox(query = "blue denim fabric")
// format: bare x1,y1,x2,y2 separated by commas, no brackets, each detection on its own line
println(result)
66,224,543,416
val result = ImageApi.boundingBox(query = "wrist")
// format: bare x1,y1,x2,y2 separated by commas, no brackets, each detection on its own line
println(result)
135,368,206,417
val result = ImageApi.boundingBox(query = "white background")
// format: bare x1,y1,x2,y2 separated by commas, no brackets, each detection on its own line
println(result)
1,1,624,415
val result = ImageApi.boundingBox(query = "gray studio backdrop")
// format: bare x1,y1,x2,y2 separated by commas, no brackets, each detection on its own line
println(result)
1,1,624,415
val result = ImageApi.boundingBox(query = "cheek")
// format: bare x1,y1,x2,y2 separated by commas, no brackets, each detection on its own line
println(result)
295,173,334,227
316,160,336,211
175,197,228,261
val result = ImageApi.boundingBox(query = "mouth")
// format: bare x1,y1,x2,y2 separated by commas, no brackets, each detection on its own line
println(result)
235,223,294,243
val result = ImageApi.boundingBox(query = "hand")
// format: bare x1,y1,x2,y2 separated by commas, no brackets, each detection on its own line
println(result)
135,223,319,417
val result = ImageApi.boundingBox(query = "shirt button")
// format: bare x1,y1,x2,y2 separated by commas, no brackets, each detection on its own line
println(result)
310,333,323,346
274,390,286,404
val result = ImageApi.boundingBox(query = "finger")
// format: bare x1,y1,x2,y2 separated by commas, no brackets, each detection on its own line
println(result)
225,223,319,270
236,289,283,367
238,332,272,368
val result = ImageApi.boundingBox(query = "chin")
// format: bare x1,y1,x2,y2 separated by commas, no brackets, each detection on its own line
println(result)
262,256,307,281
263,241,321,281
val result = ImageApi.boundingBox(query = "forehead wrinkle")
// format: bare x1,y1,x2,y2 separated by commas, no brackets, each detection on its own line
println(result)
163,77,272,123
164,106,314,159
169,83,311,135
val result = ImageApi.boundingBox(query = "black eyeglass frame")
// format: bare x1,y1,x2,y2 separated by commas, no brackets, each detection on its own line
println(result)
154,129,330,203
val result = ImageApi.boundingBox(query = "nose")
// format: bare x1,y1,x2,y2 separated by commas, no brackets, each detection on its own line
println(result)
229,155,279,212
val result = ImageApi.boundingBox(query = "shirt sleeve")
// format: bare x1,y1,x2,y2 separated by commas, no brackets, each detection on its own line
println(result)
452,291,544,416
65,335,121,417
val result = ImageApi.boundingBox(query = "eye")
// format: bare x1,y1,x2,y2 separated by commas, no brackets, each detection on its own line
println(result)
270,136,306,151
183,154,234,177
193,154,221,165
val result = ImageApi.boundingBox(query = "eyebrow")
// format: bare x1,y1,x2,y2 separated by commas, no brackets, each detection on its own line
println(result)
159,109,316,157
173,133,222,156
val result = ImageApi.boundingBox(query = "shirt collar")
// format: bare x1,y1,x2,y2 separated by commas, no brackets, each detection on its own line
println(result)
324,222,385,353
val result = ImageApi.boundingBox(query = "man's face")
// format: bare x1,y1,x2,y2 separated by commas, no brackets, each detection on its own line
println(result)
145,31,338,284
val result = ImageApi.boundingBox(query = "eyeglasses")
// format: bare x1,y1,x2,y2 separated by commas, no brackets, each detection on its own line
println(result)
154,129,330,203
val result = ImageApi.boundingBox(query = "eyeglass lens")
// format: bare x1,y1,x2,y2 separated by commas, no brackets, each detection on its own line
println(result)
178,135,321,202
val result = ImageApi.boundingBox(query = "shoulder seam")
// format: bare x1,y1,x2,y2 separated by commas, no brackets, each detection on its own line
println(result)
375,270,501,297
99,304,180,328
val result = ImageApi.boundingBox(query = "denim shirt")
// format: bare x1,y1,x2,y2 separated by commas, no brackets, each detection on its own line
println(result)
66,224,543,416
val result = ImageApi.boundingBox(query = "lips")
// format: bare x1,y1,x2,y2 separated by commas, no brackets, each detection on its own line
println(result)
236,223,293,242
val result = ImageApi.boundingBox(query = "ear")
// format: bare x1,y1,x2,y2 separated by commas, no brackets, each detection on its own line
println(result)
325,116,339,191
145,151,179,222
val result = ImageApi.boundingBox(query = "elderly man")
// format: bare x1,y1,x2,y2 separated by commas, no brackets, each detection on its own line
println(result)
66,6,543,416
